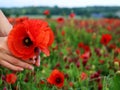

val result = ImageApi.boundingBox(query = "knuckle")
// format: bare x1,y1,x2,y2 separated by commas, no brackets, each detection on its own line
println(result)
20,62,28,68
0,60,4,65
25,65,30,68
12,59,19,64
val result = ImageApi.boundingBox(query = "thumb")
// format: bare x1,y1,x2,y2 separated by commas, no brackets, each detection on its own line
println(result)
0,37,11,54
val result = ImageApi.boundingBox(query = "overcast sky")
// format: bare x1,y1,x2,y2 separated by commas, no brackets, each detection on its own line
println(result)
0,0,120,8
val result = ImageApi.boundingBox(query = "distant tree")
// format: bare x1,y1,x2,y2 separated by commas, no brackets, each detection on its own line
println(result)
1,6,120,18
2,9,11,17
105,14,120,19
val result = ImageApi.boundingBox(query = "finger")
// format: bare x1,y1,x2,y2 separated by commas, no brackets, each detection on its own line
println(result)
0,48,35,65
35,56,40,67
1,53,34,70
0,37,11,54
24,59,35,64
0,59,24,71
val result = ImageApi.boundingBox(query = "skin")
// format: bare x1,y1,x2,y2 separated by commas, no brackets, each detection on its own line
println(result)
0,10,40,71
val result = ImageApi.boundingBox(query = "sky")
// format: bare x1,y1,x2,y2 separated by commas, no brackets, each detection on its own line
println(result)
0,0,120,8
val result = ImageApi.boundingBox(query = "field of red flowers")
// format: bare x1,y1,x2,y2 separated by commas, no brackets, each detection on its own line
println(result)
1,14,120,90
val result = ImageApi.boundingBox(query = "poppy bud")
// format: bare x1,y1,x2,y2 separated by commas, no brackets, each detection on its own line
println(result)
114,62,119,70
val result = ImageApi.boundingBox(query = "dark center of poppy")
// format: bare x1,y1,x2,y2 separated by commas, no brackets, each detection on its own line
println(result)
104,38,107,43
55,77,61,84
23,37,33,47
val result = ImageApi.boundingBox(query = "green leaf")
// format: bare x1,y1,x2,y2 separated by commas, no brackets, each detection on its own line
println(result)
109,74,120,90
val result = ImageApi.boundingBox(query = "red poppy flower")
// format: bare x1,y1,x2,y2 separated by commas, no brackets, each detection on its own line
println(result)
69,82,74,87
47,69,64,88
115,48,120,54
80,72,87,80
109,43,116,49
100,34,112,45
80,52,90,60
75,49,80,55
56,17,64,24
6,73,17,84
43,10,50,16
78,42,84,48
39,80,45,84
15,16,29,24
87,28,94,33
69,12,75,18
83,45,90,52
8,19,54,60
61,30,65,36
99,60,105,64
106,25,112,31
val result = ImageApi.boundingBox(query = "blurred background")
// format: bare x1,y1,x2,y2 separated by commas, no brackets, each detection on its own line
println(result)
0,0,120,19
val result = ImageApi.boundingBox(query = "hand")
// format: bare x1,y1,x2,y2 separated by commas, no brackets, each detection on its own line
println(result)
0,10,12,36
0,10,41,69
0,37,36,71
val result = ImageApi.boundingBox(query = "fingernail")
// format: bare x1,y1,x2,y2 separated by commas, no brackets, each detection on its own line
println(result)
37,63,40,67
20,68,24,71
33,56,36,60
29,66,34,70
36,62,40,67
33,60,35,64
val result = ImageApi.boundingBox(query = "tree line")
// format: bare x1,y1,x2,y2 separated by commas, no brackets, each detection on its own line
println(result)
1,6,120,18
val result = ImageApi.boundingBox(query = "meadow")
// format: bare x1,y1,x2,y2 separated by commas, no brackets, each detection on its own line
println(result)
0,14,120,90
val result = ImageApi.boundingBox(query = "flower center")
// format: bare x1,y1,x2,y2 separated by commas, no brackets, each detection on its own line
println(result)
23,37,33,47
55,77,61,84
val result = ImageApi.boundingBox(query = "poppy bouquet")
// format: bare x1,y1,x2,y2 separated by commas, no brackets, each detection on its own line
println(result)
7,19,54,60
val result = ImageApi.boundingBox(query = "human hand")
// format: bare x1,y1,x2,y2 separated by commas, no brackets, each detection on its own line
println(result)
0,10,40,67
0,37,40,71
0,10,12,36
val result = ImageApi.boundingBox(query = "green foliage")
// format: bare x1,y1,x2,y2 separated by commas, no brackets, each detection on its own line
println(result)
109,74,120,90
1,6,120,18
1,18,120,89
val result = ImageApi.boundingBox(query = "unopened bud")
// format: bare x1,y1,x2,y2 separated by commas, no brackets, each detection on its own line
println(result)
92,65,95,70
42,70,45,74
92,33,96,39
100,49,104,54
114,62,119,70
116,70,120,75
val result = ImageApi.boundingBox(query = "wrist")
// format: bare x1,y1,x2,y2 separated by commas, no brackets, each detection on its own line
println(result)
0,10,12,36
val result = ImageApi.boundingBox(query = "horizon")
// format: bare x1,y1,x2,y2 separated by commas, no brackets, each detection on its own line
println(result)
1,5,120,8
0,0,120,8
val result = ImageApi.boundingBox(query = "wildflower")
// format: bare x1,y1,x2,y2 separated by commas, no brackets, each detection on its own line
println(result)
57,17,64,24
80,72,87,80
6,73,17,84
43,10,50,16
47,69,64,88
69,82,74,87
61,30,65,36
8,19,54,60
75,49,80,55
69,12,75,18
100,34,112,45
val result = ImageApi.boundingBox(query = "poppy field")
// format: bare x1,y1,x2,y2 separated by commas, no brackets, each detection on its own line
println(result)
1,13,120,90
